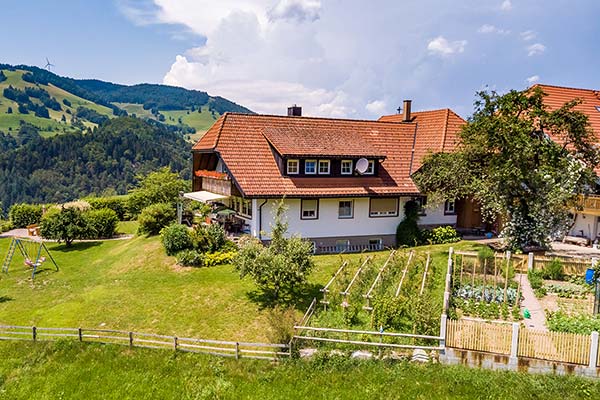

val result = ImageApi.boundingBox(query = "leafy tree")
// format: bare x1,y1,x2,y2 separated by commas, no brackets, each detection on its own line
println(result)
413,88,599,250
137,203,176,235
6,107,12,114
40,206,87,247
128,167,189,216
0,70,6,83
234,200,314,304
62,98,72,107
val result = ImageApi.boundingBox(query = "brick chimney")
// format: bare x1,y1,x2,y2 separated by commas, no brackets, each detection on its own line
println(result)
402,100,412,122
288,104,302,117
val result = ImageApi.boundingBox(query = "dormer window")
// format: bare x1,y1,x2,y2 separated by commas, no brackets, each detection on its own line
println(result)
365,160,375,175
287,159,299,175
318,160,330,174
341,160,353,175
305,160,317,174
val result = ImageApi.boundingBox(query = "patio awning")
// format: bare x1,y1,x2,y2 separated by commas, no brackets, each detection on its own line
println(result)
183,191,229,203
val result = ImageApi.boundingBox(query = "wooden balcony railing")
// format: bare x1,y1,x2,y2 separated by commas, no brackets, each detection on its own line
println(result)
194,170,233,197
578,194,600,215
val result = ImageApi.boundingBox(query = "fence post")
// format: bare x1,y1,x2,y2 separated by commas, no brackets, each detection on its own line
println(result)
528,252,534,271
78,328,83,342
129,332,133,348
439,314,447,351
509,323,519,366
235,342,240,360
589,331,599,369
173,336,178,351
32,326,36,342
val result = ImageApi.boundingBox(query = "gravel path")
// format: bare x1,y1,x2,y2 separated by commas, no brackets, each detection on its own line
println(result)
516,273,547,331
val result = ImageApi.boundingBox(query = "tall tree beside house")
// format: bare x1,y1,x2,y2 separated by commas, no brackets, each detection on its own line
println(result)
413,88,599,251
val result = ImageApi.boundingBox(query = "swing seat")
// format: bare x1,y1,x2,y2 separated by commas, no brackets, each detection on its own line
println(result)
24,259,34,267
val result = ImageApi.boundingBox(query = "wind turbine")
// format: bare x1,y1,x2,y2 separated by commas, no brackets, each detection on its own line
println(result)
44,58,55,71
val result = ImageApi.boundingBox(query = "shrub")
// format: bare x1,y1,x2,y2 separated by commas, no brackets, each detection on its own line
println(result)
396,200,422,247
176,249,205,267
83,208,119,239
425,226,461,245
161,224,193,256
0,220,13,233
138,203,176,236
528,270,544,290
9,203,44,228
40,207,87,247
203,250,236,267
85,196,129,220
190,224,228,253
128,168,188,217
547,310,600,334
543,259,564,280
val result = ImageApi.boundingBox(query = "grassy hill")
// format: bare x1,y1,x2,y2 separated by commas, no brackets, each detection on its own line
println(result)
0,63,252,140
1,342,597,400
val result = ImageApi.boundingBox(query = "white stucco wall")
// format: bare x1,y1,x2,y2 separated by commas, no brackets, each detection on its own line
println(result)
250,197,456,239
569,213,598,239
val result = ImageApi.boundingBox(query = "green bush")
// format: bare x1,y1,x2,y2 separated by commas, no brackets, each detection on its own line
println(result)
547,310,600,334
396,200,422,247
161,224,193,256
190,224,228,252
85,196,129,220
425,226,461,245
128,168,188,217
528,270,544,289
137,203,176,236
83,208,119,239
176,249,205,267
9,203,44,228
0,220,13,233
543,259,564,280
203,250,236,267
40,207,88,247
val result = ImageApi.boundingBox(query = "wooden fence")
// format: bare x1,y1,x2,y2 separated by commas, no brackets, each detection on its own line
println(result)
453,250,593,276
518,328,590,365
446,319,600,367
0,325,289,361
446,319,512,355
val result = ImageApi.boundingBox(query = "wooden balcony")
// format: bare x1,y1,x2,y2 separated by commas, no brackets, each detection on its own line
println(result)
577,194,600,216
195,170,234,197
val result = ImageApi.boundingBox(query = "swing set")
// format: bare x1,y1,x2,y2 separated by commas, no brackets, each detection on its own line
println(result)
1,237,58,279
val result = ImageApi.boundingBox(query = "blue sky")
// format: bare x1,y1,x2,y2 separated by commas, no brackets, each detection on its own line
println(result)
2,0,600,118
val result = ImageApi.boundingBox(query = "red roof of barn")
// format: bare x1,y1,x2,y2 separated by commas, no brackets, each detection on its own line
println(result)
193,110,465,198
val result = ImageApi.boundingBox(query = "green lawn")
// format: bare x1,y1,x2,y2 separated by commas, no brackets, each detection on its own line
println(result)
0,340,597,400
0,229,478,342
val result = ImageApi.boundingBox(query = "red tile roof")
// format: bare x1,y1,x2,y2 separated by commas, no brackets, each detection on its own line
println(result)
192,111,464,198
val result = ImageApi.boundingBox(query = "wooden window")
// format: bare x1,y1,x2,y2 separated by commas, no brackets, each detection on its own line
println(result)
318,160,330,175
301,199,319,219
365,160,375,175
444,200,456,215
369,238,383,250
369,197,398,217
414,196,427,216
305,160,317,175
287,159,299,175
335,239,350,252
341,160,353,175
338,200,354,219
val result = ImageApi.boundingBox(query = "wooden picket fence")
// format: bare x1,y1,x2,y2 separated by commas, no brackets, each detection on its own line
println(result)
446,319,599,366
0,325,289,361
518,328,590,365
453,250,592,276
446,319,512,355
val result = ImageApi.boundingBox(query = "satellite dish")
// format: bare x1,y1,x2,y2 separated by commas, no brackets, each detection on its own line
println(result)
355,158,369,175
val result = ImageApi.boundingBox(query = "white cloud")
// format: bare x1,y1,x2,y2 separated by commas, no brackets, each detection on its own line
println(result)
365,100,387,115
527,43,546,56
520,30,537,41
500,0,512,11
478,24,510,35
427,36,467,56
526,75,540,84
268,0,321,22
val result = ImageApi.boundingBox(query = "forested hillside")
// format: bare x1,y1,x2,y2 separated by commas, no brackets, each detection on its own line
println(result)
0,117,190,211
